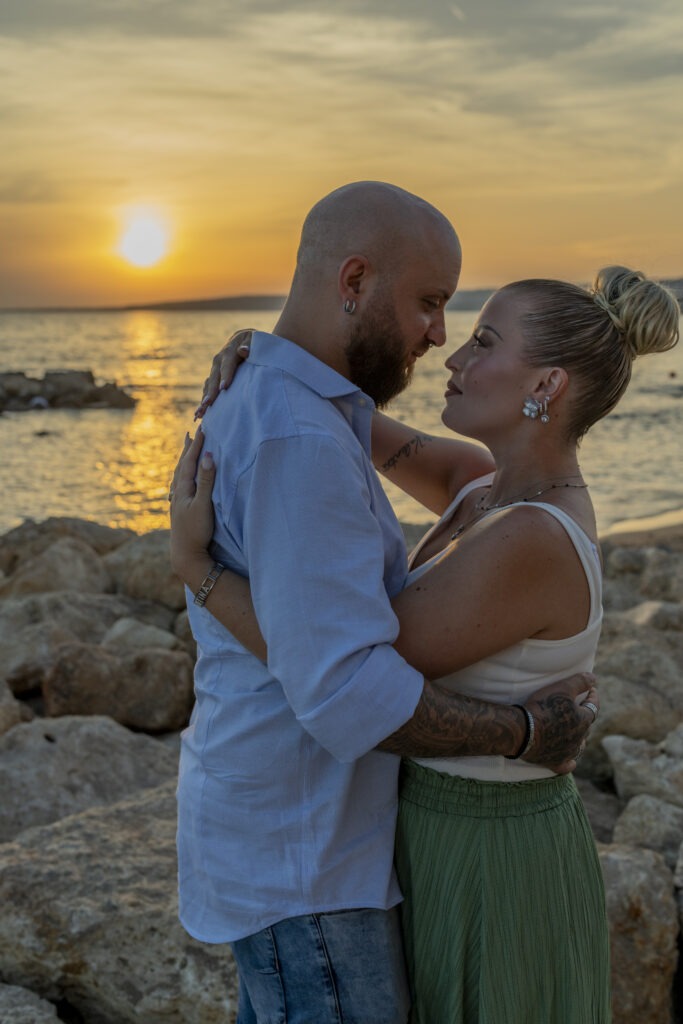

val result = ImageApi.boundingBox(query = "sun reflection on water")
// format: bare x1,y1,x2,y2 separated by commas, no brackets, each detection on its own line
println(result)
98,312,192,533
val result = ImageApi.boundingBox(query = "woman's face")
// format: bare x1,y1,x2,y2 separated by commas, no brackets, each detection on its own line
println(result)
441,289,543,442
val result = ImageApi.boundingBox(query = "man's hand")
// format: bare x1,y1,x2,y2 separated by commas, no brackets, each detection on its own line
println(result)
523,673,598,774
194,329,253,420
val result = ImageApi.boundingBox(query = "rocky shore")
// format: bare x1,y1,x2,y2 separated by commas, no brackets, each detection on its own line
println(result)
1,512,682,1022
0,371,135,413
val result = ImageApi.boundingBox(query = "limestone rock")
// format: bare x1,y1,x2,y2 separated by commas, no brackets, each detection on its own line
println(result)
602,728,683,808
613,794,683,869
639,548,683,603
0,591,175,694
574,777,622,843
620,599,683,631
0,516,135,577
43,642,194,731
581,614,683,779
0,983,60,1022
599,843,678,1024
0,536,111,598
0,369,135,413
0,715,177,842
601,576,642,613
0,783,237,1024
0,678,33,737
603,545,648,579
104,530,185,610
173,608,195,653
101,616,182,651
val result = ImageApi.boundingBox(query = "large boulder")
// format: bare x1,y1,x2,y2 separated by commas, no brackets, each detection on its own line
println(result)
620,599,683,632
612,794,683,869
639,548,683,603
0,517,135,577
0,983,60,1022
103,531,185,610
0,536,111,598
0,783,237,1024
581,615,683,780
601,539,683,609
101,616,184,652
0,715,178,842
0,591,176,694
602,727,683,808
574,777,622,844
43,642,194,731
0,677,33,738
599,843,678,1024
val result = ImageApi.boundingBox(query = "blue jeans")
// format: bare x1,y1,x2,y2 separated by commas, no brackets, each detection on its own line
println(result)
231,907,410,1024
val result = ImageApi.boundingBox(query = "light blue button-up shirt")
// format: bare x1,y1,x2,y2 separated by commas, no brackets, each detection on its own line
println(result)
177,332,425,943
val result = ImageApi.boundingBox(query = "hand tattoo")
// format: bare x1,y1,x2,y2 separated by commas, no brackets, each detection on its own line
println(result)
525,692,588,767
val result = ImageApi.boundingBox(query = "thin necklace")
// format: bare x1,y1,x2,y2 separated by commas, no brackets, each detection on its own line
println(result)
450,477,588,540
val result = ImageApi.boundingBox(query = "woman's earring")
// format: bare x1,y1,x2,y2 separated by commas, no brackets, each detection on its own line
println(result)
343,299,356,314
522,396,550,423
522,396,541,420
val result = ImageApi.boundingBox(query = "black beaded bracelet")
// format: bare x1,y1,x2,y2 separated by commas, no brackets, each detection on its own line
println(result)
505,704,535,760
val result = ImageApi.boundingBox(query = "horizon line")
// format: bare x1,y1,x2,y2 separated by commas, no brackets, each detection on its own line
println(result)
2,276,682,314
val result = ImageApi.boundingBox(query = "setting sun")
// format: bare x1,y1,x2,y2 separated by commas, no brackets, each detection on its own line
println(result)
117,210,170,268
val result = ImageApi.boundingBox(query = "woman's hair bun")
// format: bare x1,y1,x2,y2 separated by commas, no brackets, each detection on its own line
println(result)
591,265,679,358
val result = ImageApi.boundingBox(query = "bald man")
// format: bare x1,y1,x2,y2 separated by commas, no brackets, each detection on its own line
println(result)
176,182,594,1023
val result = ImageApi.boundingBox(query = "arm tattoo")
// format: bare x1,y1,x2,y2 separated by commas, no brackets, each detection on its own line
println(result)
380,433,433,474
378,683,524,758
378,685,589,770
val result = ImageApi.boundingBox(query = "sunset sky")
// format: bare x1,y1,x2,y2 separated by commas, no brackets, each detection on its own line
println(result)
2,0,682,309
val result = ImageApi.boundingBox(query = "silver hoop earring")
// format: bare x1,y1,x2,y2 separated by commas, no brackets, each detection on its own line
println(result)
343,299,356,314
522,396,550,423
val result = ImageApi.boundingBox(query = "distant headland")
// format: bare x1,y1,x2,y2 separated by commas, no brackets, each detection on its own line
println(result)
3,291,493,314
3,279,682,315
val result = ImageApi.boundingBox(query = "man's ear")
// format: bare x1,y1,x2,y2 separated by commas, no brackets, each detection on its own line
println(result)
339,254,371,302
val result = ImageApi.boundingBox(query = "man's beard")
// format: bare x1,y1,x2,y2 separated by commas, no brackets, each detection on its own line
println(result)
344,302,415,409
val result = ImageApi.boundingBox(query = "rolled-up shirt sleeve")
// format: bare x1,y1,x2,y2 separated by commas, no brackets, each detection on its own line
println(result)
242,432,424,762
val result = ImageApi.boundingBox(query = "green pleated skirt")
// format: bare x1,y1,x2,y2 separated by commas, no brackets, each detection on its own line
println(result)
395,761,611,1024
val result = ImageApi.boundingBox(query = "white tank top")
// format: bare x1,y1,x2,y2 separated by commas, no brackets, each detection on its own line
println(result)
408,474,603,781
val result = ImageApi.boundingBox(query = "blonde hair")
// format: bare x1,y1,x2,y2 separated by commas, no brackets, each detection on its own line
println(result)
500,266,679,441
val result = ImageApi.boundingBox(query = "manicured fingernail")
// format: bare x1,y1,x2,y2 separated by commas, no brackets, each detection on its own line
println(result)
219,380,227,390
201,452,214,469
237,344,250,355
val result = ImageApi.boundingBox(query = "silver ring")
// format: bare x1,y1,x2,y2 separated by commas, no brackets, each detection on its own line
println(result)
582,700,598,722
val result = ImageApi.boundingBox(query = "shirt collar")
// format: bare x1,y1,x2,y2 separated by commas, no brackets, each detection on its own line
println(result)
250,331,372,404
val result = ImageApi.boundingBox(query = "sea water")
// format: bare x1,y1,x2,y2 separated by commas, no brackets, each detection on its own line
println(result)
0,309,681,536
